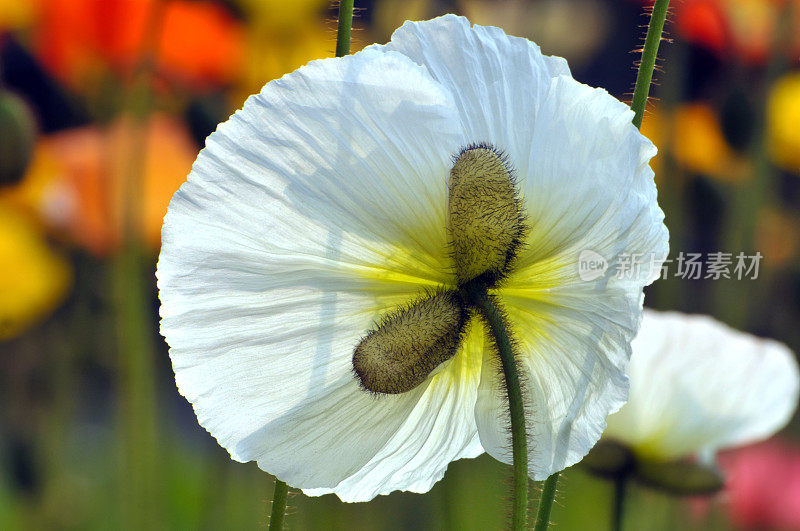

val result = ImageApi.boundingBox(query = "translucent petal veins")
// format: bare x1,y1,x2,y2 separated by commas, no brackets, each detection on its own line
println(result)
448,145,526,286
352,291,468,394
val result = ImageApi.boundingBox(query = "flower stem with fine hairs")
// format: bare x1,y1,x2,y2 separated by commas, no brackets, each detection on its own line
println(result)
469,288,529,530
630,0,671,129
335,0,355,57
265,4,355,530
534,472,560,531
268,479,288,531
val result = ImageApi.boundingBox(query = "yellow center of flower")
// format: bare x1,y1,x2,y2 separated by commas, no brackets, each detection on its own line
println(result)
352,144,526,394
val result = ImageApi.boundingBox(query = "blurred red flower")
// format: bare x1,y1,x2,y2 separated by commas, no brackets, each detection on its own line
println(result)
637,0,800,63
719,440,800,529
34,0,244,89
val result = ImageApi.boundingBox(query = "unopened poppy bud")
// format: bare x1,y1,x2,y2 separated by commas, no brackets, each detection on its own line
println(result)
0,91,36,187
636,459,724,495
353,291,467,395
448,145,525,286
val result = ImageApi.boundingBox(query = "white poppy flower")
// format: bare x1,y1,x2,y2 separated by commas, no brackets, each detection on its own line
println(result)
604,310,800,462
157,14,668,502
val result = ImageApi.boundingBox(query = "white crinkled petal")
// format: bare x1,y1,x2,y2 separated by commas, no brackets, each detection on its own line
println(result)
378,14,569,173
473,292,633,480
472,80,667,480
304,346,484,502
605,310,800,460
158,47,481,496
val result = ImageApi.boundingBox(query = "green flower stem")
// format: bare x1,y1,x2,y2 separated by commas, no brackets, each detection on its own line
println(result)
335,0,355,57
534,472,560,531
266,3,352,528
268,479,289,531
265,3,351,529
630,0,671,129
612,474,628,531
468,288,529,530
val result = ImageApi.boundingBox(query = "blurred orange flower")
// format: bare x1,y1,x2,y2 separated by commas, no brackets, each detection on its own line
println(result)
0,203,71,340
34,0,244,89
768,73,800,173
755,207,800,267
3,114,196,255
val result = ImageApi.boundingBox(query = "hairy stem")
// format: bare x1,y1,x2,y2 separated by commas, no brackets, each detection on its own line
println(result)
268,479,288,531
534,472,560,531
265,3,352,528
335,0,355,57
469,288,528,530
631,0,671,129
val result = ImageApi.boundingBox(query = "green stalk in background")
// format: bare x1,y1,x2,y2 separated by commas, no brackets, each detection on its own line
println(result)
607,1,670,530
534,473,560,531
336,0,355,58
266,3,356,529
611,475,628,531
114,1,165,528
630,0,671,129
268,480,289,531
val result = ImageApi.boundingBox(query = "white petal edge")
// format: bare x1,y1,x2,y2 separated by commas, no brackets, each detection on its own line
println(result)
605,310,800,460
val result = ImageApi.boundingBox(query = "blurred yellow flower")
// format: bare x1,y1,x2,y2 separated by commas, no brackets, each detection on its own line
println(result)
768,73,800,172
642,103,747,182
234,0,328,29
0,0,34,30
234,0,337,101
674,104,742,180
0,204,71,340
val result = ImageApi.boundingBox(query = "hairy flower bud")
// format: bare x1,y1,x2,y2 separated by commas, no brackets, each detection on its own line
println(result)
352,291,467,394
448,145,526,286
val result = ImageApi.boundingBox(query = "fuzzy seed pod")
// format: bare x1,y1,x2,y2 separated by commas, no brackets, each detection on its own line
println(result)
448,145,525,286
353,291,467,394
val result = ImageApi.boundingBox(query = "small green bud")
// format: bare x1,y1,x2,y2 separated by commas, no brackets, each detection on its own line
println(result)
352,291,467,395
0,91,36,187
448,145,525,286
582,440,635,479
635,458,724,496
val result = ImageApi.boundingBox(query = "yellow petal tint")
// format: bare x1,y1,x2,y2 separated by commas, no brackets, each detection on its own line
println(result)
350,211,563,391
2,114,196,255
0,204,71,340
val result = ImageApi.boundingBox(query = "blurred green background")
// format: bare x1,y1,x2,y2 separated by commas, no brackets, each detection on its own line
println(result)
2,0,800,529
